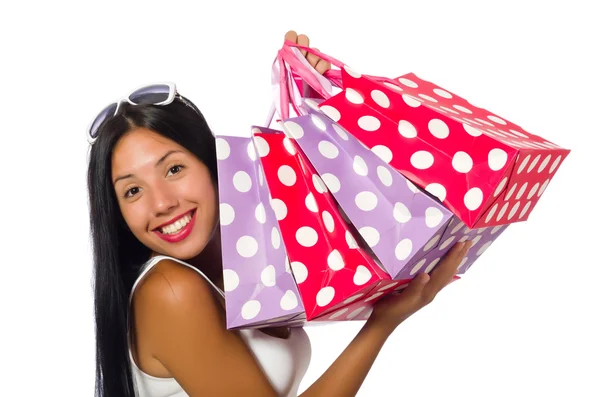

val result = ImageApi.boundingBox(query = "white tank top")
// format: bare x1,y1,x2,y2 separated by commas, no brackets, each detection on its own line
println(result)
128,255,312,397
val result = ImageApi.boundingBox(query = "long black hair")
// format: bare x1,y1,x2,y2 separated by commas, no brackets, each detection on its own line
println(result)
86,94,218,396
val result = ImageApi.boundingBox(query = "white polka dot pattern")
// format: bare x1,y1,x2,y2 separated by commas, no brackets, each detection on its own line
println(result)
214,134,304,329
396,216,510,280
317,69,570,229
286,100,454,282
252,125,392,321
258,96,519,322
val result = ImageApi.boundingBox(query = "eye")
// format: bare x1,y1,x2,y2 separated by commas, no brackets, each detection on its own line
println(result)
167,164,185,176
125,186,141,198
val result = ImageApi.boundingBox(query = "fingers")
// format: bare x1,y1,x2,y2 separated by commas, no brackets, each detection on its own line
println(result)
400,272,429,298
307,47,332,74
306,47,321,69
307,47,331,74
283,30,310,57
284,30,298,43
422,241,472,301
283,31,329,74
314,59,331,75
284,31,309,56
296,34,309,57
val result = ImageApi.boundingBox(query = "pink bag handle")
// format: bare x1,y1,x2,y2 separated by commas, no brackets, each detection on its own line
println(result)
280,40,386,94
268,40,349,122
280,40,344,97
268,40,390,123
283,40,346,69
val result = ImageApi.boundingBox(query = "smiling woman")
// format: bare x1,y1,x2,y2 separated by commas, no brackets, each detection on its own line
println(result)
111,128,219,262
87,86,315,397
86,30,471,397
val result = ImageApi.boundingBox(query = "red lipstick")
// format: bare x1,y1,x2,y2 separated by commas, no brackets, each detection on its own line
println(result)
153,210,196,243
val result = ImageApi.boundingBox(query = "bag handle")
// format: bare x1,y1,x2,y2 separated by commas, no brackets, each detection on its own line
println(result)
283,40,347,69
267,40,390,124
279,40,346,100
280,40,384,97
270,41,345,122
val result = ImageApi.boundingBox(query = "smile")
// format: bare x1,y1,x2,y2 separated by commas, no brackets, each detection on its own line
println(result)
153,209,197,243
160,212,193,234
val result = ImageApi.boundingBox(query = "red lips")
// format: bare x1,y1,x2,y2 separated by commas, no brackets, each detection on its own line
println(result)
153,209,196,243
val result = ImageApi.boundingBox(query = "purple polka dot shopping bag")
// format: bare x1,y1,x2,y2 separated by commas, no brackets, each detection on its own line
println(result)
258,40,522,306
280,98,510,282
215,134,305,329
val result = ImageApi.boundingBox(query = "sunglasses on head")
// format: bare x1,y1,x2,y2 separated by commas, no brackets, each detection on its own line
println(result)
86,82,177,144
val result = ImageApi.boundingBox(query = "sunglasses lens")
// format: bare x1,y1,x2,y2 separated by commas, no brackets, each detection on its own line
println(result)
128,84,172,105
89,102,118,139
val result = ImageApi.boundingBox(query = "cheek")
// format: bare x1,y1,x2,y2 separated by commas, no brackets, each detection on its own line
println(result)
194,180,218,216
120,203,150,235
186,174,216,202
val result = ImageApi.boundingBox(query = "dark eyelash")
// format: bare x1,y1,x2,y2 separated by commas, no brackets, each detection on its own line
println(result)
124,186,140,198
123,164,185,199
169,164,186,174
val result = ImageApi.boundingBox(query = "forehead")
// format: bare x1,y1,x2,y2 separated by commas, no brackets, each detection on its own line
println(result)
111,127,186,174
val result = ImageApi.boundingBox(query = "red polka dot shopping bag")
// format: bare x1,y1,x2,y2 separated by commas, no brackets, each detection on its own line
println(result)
216,130,399,326
276,40,571,230
248,126,399,322
264,95,508,323
283,96,509,278
219,51,488,326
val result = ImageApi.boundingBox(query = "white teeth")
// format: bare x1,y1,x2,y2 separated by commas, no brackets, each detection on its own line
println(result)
160,213,192,235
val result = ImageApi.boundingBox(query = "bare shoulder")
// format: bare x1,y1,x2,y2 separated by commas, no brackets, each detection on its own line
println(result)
133,258,223,324
131,258,278,396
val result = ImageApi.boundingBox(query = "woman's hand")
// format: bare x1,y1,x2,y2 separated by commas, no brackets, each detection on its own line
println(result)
299,242,472,397
284,30,331,75
368,241,473,335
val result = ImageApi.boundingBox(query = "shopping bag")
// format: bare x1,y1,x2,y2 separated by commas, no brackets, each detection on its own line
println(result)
251,125,403,321
268,43,511,294
276,40,571,229
215,134,305,329
248,120,475,325
283,98,511,280
280,97,458,279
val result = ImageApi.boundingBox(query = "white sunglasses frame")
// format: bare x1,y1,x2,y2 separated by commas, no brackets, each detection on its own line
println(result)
86,82,177,145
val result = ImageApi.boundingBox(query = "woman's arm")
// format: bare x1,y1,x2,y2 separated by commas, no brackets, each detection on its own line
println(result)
299,242,471,397
299,317,391,397
135,243,469,396
133,261,281,396
136,261,389,397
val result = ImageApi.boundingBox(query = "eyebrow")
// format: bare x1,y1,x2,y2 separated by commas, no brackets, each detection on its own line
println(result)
113,150,184,185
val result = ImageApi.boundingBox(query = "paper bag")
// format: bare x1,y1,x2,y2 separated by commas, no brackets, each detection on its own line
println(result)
215,134,304,329
274,40,570,229
251,126,405,321
319,69,570,229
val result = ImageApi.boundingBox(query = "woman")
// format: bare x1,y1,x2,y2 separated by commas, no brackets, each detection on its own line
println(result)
86,31,472,397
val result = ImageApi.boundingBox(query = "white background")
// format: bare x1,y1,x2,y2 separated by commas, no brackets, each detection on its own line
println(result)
1,0,598,396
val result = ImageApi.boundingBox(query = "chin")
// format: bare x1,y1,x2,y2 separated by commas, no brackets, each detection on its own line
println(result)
168,243,207,261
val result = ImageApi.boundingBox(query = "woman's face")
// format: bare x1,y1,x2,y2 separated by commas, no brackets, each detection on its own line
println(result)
111,127,218,260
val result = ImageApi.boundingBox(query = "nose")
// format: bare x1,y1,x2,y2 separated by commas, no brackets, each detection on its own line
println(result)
150,183,178,215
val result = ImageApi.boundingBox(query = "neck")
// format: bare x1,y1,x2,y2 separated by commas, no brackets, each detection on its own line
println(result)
188,225,224,291
150,225,224,292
